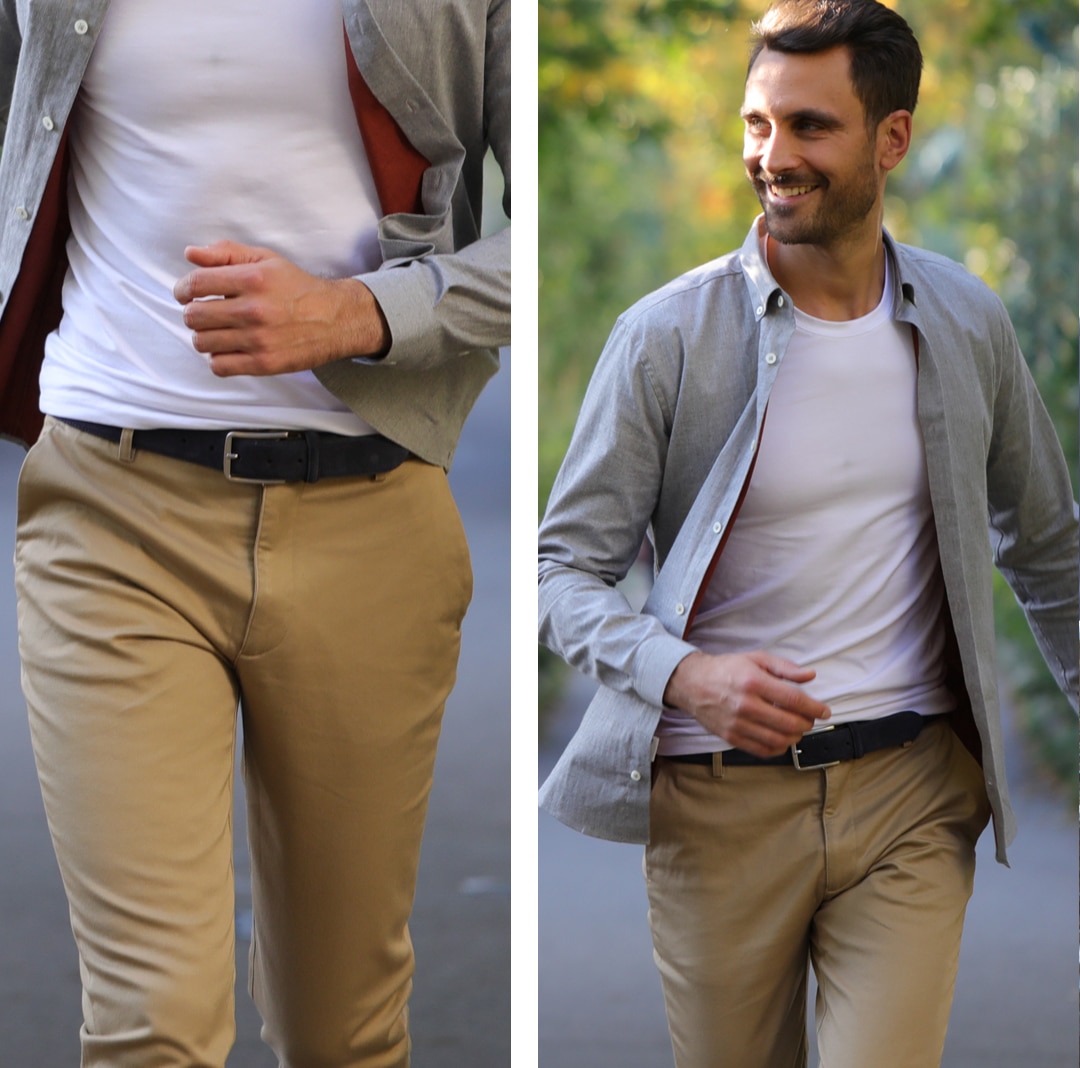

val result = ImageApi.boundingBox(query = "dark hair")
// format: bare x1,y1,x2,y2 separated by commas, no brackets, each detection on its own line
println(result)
747,0,922,128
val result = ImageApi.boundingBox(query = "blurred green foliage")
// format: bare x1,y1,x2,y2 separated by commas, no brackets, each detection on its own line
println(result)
539,0,1078,788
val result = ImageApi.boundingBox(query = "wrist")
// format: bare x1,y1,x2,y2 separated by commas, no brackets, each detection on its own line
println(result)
663,650,706,711
331,278,391,360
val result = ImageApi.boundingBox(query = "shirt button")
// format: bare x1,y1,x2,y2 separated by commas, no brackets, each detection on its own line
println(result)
755,305,764,316
675,603,685,616
712,521,722,534
74,18,89,34
14,206,29,220
630,769,642,782
777,296,785,308
42,116,55,131
765,352,777,365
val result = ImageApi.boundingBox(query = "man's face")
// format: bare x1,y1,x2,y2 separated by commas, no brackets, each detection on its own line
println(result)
741,46,883,247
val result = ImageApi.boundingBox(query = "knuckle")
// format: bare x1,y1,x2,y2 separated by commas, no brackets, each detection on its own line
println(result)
246,265,268,293
248,327,271,354
239,299,269,328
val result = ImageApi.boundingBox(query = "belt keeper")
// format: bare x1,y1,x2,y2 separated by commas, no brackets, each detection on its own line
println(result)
302,430,320,483
117,427,136,463
850,728,865,760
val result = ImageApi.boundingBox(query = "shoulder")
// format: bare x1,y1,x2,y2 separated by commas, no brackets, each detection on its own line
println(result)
611,249,753,355
586,248,758,425
891,239,1010,321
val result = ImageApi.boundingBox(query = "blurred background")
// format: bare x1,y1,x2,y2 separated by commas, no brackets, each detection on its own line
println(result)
539,2,1078,1065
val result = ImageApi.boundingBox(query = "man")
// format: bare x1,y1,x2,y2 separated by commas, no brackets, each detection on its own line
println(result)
0,0,509,1064
538,2,1076,1066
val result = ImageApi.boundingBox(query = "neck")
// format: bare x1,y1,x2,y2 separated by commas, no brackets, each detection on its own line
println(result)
765,215,887,321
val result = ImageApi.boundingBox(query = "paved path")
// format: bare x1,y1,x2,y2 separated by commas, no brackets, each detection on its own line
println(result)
540,669,1077,1068
0,362,509,1065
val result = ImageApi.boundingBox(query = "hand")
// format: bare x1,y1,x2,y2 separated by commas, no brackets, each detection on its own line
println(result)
173,240,390,377
663,650,831,757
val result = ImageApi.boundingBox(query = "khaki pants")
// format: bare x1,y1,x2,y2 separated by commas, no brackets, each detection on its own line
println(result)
15,417,472,1067
646,719,991,1068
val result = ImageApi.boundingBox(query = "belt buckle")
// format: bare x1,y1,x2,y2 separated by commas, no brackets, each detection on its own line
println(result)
223,430,291,484
791,724,839,771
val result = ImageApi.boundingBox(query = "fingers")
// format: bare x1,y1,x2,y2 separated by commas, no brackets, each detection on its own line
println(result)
721,698,819,756
181,292,265,335
184,240,269,268
174,242,273,304
747,650,822,687
205,352,278,378
721,717,804,757
756,672,831,723
185,320,283,376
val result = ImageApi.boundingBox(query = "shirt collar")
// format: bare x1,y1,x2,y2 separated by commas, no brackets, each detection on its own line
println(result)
739,214,919,321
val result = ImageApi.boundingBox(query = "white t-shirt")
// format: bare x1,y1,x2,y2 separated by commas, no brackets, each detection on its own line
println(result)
41,0,382,433
656,252,954,755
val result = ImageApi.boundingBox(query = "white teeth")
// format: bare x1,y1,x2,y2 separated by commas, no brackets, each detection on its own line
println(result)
770,184,815,198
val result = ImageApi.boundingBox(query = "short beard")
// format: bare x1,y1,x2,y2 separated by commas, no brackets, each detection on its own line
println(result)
751,158,879,247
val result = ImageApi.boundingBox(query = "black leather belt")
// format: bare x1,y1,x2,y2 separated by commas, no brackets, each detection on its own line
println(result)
666,711,945,771
59,419,409,484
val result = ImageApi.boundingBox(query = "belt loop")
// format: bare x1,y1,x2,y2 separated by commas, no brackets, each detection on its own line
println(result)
302,430,320,483
711,752,726,780
117,428,136,463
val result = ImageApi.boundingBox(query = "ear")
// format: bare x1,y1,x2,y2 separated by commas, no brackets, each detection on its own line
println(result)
877,110,913,173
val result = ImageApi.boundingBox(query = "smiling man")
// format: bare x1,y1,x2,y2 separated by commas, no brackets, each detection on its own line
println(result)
537,2,1078,1066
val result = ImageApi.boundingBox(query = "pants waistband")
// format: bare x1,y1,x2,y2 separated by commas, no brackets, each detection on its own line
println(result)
57,418,410,484
664,711,947,771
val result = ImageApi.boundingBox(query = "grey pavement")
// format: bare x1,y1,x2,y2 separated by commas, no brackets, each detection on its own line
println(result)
0,360,509,1065
540,668,1077,1068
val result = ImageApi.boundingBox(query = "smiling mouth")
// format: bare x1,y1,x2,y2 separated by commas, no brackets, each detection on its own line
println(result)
768,182,817,199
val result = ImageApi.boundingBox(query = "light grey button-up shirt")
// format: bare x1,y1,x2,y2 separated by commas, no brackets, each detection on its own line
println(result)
539,217,1078,864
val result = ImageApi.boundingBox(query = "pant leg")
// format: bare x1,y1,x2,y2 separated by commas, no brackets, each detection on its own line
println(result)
645,757,827,1068
811,721,991,1068
644,721,990,1068
234,458,472,1067
14,419,260,1066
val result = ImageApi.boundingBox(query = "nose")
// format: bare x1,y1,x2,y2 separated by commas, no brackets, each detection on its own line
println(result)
746,125,797,178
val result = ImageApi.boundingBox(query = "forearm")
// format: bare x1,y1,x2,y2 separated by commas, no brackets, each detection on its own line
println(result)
986,316,1079,709
538,555,699,708
995,500,1080,710
317,277,390,360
